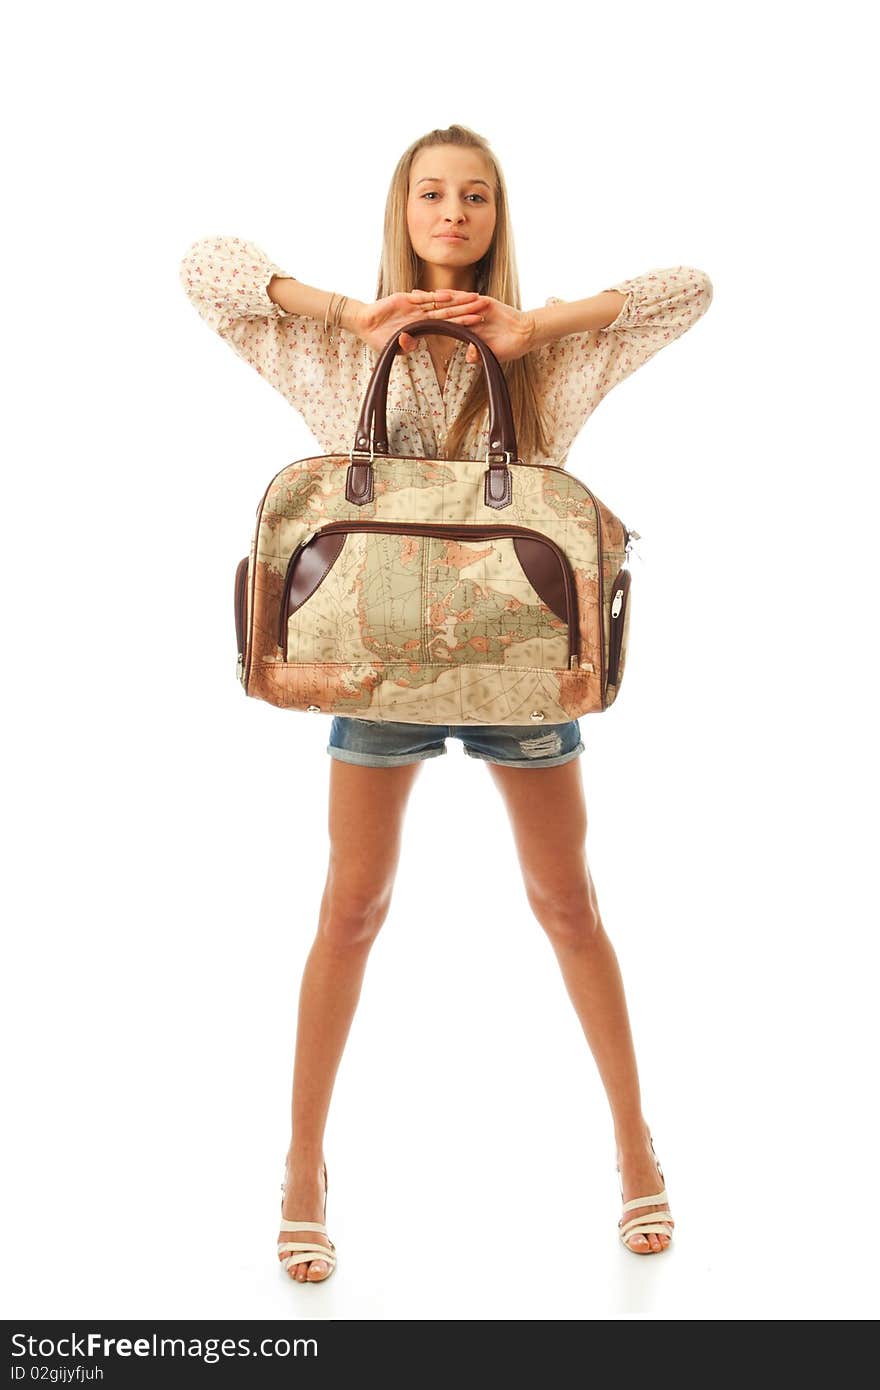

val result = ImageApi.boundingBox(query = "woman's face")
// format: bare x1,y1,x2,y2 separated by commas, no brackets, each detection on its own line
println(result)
407,146,497,279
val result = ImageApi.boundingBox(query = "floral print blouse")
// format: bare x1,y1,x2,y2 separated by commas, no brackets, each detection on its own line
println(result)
179,235,713,467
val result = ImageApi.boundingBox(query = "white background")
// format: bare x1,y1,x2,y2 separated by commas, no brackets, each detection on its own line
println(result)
3,0,877,1322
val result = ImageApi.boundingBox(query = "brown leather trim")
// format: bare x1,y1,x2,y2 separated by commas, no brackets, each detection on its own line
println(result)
483,463,512,509
606,566,631,689
279,532,346,654
234,555,249,661
345,462,374,505
512,537,566,623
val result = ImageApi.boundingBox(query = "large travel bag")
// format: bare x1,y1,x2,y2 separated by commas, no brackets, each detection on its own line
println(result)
234,319,639,726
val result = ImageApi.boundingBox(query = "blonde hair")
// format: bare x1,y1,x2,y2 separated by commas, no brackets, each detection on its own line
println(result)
375,123,554,462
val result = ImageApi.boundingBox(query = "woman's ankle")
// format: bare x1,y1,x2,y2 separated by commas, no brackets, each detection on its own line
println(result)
285,1145,326,1174
613,1117,652,1157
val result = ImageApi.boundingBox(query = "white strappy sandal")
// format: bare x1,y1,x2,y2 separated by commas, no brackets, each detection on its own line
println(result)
277,1159,337,1281
616,1136,675,1254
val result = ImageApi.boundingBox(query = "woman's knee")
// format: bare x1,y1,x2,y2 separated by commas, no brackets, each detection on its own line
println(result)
316,884,393,949
528,878,604,947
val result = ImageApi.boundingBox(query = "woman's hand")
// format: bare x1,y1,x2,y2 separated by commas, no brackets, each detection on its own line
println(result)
400,295,537,365
353,290,486,355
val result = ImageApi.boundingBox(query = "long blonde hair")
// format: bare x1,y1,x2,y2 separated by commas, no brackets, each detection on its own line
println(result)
375,124,554,462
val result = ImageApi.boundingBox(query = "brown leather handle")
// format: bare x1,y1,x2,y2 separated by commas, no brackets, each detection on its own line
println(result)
353,319,519,461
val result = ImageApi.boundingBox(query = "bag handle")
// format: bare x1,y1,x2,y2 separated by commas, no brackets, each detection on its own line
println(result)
346,319,519,509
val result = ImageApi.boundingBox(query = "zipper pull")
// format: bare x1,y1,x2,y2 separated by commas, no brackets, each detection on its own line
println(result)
611,588,624,619
623,527,642,569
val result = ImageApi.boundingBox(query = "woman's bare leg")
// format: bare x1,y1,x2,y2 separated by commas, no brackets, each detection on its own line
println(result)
485,757,672,1253
278,756,423,1281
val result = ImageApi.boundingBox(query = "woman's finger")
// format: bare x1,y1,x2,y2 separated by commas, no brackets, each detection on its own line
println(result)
429,303,487,319
408,289,479,303
450,296,488,309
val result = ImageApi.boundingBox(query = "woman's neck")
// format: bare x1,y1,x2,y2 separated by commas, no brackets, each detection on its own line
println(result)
418,266,478,293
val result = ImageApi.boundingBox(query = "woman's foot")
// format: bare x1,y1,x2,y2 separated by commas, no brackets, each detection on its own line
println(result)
278,1156,334,1282
615,1127,673,1254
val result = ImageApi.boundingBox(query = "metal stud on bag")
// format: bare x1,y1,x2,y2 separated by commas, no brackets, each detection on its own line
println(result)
529,711,546,721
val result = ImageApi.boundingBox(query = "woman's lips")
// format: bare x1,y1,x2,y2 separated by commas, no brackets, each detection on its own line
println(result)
436,234,466,241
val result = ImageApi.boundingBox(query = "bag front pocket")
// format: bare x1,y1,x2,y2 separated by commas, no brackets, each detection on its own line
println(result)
606,564,632,690
279,522,579,671
234,554,249,682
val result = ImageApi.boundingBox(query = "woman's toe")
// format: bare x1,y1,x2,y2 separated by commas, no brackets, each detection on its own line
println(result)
307,1258,328,1280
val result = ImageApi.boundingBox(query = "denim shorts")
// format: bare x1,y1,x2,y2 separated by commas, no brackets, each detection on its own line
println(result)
326,716,585,769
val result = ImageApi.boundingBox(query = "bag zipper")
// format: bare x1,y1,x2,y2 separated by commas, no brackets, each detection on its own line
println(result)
234,554,249,684
279,520,580,667
606,529,640,690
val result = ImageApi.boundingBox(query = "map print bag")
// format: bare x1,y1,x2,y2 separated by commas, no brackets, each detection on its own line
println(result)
234,319,640,727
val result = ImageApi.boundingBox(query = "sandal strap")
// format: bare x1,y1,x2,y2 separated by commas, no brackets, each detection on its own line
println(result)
620,1188,667,1211
279,1218,327,1232
620,1211,674,1237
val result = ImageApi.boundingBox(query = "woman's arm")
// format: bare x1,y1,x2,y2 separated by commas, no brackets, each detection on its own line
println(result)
529,291,627,351
533,268,713,353
179,235,373,451
179,235,365,336
531,267,714,460
266,275,365,333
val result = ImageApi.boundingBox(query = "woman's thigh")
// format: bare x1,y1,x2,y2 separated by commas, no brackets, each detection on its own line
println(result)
483,757,597,921
324,754,423,916
323,715,588,917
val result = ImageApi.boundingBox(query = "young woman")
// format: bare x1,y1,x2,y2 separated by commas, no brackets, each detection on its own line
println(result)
180,123,713,1281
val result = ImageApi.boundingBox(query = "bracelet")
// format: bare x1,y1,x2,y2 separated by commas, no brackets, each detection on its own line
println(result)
324,292,349,335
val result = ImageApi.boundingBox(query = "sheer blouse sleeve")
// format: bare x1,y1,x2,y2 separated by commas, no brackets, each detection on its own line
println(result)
178,234,371,452
533,266,713,461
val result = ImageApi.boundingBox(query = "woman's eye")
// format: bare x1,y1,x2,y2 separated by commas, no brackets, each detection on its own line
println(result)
421,192,485,202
